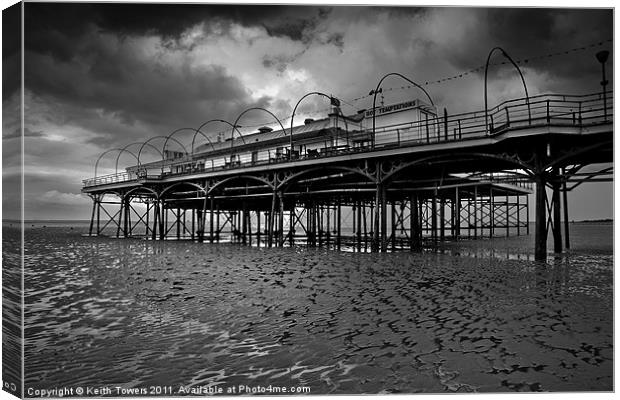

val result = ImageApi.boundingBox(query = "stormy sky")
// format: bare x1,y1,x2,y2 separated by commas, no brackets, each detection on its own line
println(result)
1,2,614,220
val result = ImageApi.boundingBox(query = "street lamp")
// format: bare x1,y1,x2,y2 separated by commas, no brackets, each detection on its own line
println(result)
595,50,610,121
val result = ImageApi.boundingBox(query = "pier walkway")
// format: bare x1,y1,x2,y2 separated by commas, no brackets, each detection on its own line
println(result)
82,91,613,260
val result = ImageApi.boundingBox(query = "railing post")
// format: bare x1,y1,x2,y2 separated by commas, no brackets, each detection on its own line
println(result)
578,101,582,125
505,107,510,126
443,108,448,141
546,100,550,123
458,119,461,139
425,114,430,143
396,128,400,146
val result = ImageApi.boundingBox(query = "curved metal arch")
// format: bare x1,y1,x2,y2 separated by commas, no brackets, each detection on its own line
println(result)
289,92,343,159
543,140,612,171
123,186,160,200
161,128,196,162
190,124,221,155
94,148,140,178
116,142,162,174
207,174,275,196
371,72,435,149
137,135,188,167
97,190,124,199
231,107,286,153
192,118,245,154
160,181,207,199
484,47,531,133
277,165,377,191
382,152,535,184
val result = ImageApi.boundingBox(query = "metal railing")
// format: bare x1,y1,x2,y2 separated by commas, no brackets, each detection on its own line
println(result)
83,91,613,189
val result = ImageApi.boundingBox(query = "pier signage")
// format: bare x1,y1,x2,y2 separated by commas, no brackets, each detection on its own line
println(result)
365,100,419,118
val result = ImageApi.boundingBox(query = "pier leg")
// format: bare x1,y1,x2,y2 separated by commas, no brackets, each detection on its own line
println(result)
390,201,396,251
362,202,368,250
89,196,97,236
268,191,276,248
326,204,331,248
191,208,195,241
117,196,124,238
454,188,460,240
278,192,284,247
242,202,248,245
534,176,548,261
257,211,261,247
215,205,220,243
431,195,438,245
490,188,494,238
209,196,215,243
289,204,295,246
159,201,165,240
152,200,158,240
380,186,387,252
176,207,181,240
439,198,445,241
552,171,563,254
337,199,342,250
516,195,520,236
410,193,421,251
318,204,323,248
145,201,150,238
562,168,570,249
473,186,478,239
372,186,381,252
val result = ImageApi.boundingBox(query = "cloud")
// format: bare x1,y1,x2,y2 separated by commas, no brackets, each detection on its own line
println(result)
11,4,614,220
40,190,90,206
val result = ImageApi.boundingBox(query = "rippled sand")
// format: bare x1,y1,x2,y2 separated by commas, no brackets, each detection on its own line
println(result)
18,225,612,393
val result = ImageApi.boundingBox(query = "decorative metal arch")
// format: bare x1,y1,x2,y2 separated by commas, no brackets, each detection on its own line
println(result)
289,92,343,159
137,135,188,167
116,142,162,174
207,174,275,195
94,148,139,178
194,119,244,154
484,47,531,133
162,128,200,162
277,165,377,191
160,181,207,199
371,72,435,148
382,152,536,184
542,140,613,171
231,107,286,153
124,186,160,199
191,128,215,154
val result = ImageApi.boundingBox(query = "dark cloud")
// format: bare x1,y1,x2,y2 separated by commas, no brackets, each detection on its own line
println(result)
440,8,612,81
3,127,44,139
3,3,21,101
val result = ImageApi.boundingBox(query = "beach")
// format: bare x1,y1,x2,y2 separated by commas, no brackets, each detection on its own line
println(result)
8,222,613,393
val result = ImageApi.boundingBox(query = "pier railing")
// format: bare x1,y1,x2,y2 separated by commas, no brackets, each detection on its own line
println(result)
83,91,612,189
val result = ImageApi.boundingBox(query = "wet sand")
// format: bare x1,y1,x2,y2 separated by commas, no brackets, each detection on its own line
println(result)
14,225,613,393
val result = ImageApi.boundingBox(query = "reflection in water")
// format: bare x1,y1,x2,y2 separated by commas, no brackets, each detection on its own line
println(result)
16,224,613,393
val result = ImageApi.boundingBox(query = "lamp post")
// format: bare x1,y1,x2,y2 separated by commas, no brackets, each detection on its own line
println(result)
595,50,609,121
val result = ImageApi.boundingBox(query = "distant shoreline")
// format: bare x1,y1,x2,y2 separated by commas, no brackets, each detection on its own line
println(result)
3,219,614,224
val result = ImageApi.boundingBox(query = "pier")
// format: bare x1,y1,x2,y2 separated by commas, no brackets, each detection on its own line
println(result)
82,90,612,261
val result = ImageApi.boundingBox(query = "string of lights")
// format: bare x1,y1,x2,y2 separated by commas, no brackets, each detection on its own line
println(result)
347,39,612,103
192,39,612,139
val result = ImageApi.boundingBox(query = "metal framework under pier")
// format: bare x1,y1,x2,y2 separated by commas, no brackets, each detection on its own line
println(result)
83,91,613,260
